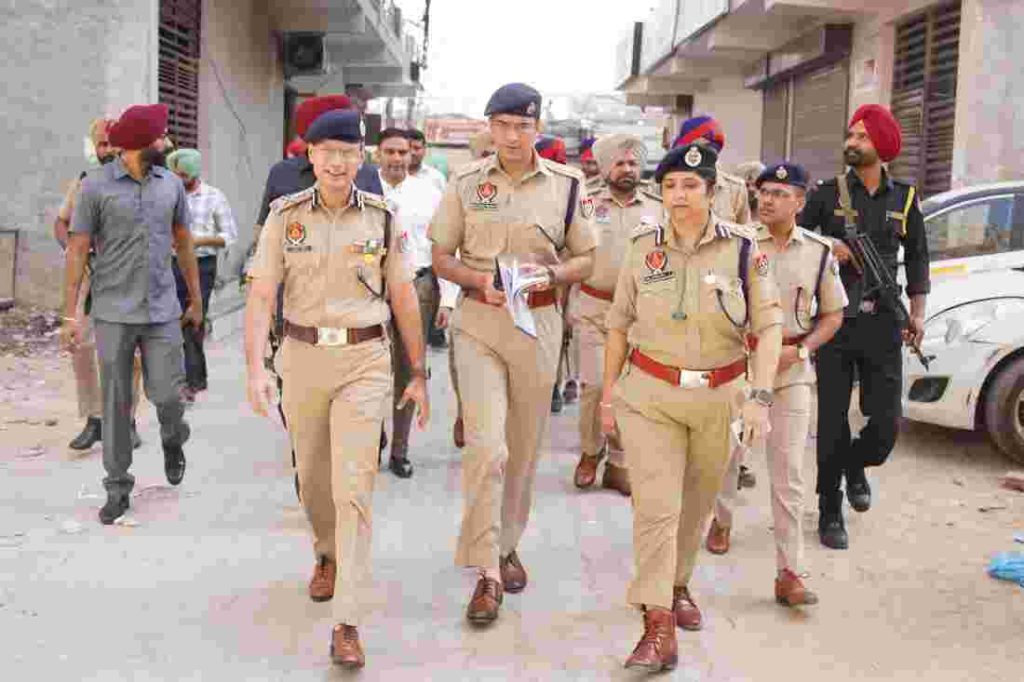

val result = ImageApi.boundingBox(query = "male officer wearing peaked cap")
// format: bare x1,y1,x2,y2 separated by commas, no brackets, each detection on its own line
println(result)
430,82,597,625
800,104,929,550
245,109,429,669
710,162,847,607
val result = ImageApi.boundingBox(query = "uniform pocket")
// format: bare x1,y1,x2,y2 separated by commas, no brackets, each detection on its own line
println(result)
700,273,746,328
464,217,505,262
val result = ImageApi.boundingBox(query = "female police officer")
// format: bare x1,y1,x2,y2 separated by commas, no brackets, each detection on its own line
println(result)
600,144,783,671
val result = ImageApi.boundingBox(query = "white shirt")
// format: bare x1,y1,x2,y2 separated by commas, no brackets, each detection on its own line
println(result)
411,164,447,195
184,181,237,258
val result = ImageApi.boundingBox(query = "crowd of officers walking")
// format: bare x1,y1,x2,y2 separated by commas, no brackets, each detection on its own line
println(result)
58,81,929,673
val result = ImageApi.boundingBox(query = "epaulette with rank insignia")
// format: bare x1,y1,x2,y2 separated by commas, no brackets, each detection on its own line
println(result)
270,186,315,215
359,191,391,213
543,159,585,181
800,227,833,250
453,157,490,180
639,188,662,203
715,219,756,242
630,218,661,242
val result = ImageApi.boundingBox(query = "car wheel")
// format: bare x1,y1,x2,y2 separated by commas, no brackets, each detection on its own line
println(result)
983,357,1024,465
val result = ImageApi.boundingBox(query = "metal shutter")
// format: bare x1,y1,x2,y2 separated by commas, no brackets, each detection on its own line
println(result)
159,0,201,150
761,82,788,165
890,2,960,197
790,60,849,186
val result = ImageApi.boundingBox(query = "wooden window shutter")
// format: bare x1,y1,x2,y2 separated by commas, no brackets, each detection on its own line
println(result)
159,0,201,150
890,2,960,197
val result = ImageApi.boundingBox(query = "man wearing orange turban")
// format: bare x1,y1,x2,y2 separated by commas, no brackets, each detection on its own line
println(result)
799,103,930,551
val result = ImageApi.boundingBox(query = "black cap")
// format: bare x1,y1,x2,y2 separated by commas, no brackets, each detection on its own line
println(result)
484,83,542,119
756,162,809,189
304,110,365,144
654,144,718,184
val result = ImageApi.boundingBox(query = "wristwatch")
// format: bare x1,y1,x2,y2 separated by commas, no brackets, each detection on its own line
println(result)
748,388,774,407
796,343,810,361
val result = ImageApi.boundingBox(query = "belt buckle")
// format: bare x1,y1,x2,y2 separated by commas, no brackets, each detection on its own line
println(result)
677,370,709,389
317,327,347,347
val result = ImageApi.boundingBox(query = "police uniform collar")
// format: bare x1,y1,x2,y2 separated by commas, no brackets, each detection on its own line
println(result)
755,221,803,244
664,213,718,250
309,182,360,210
598,187,641,208
483,149,550,180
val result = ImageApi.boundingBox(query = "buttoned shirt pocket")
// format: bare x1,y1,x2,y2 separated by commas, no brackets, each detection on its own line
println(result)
636,275,677,323
699,270,746,331
508,222,563,263
464,215,506,263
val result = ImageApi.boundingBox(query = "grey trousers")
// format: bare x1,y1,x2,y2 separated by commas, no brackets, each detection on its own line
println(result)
94,319,189,497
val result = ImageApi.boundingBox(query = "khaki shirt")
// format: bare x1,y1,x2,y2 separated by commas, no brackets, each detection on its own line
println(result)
607,214,782,370
754,223,848,388
714,171,752,225
585,174,606,195
429,151,598,273
585,187,661,293
249,185,413,329
58,177,82,222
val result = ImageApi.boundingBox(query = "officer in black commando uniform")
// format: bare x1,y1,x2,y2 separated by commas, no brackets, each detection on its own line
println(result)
799,104,930,550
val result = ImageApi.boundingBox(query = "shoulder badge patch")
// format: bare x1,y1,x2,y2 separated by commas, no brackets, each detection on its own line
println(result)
580,196,595,220
753,251,770,277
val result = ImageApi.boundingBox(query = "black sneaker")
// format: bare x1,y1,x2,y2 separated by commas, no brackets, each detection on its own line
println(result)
69,417,102,450
818,510,849,550
163,423,190,486
98,495,130,525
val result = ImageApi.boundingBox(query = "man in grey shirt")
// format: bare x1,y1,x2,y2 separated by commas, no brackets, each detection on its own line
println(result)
62,104,203,524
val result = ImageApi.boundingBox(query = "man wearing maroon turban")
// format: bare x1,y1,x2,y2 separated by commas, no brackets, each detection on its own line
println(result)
799,103,930,551
62,103,203,524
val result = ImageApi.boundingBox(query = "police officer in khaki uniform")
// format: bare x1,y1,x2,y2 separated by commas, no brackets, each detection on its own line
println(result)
708,162,847,607
572,133,660,496
601,144,782,672
244,110,429,670
430,83,597,625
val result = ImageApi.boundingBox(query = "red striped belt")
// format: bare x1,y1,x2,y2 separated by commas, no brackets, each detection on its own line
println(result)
745,333,808,352
466,288,558,309
628,348,746,389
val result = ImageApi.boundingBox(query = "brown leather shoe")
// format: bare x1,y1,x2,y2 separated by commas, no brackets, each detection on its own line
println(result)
775,569,819,607
329,623,364,669
453,417,465,449
672,585,703,631
499,550,528,593
574,452,603,489
466,576,503,625
309,556,336,602
624,607,678,672
601,462,631,496
705,518,730,555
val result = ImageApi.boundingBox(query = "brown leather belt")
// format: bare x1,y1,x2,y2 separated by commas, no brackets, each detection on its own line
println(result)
629,348,746,389
580,283,614,302
283,320,384,347
745,333,808,352
466,288,558,309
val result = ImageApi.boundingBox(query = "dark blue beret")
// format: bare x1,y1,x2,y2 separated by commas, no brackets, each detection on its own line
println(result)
484,83,542,119
304,110,365,144
756,162,809,189
654,144,718,184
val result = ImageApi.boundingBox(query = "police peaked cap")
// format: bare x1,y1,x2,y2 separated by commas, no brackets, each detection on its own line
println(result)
654,144,718,184
304,110,365,144
756,162,809,190
484,83,542,119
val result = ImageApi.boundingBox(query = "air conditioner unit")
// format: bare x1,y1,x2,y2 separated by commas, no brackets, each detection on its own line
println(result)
284,33,328,78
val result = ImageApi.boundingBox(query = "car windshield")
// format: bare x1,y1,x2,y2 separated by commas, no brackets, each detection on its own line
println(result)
924,194,1023,260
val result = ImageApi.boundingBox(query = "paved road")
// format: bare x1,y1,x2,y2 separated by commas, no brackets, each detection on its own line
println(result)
1,336,1022,680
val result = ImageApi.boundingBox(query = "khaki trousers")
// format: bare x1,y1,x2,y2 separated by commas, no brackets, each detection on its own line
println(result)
715,382,811,572
576,292,624,466
278,336,391,625
616,367,742,610
452,298,561,570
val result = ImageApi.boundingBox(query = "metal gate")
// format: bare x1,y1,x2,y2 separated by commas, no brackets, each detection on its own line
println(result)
890,2,960,197
159,0,202,150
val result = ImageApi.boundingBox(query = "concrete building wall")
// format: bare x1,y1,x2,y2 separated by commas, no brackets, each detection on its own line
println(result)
198,0,284,288
0,0,157,307
692,72,764,172
951,0,1024,187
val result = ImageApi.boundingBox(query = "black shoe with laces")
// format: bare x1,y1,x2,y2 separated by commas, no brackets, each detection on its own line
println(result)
98,494,130,525
818,510,849,550
163,422,190,486
845,470,872,512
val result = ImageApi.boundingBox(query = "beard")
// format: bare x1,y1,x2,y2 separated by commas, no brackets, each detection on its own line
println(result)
98,153,117,165
609,175,638,193
843,147,877,168
141,147,167,168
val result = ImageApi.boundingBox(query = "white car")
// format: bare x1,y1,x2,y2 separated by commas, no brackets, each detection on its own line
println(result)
901,182,1024,463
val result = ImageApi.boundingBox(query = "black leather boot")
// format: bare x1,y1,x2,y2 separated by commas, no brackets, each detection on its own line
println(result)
69,417,102,450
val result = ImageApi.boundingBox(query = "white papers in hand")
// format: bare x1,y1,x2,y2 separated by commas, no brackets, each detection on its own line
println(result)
497,255,550,338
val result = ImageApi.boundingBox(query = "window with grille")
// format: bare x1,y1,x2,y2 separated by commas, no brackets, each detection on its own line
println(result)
159,0,201,150
890,2,960,197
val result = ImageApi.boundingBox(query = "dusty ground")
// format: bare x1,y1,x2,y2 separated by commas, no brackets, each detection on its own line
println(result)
1,331,1022,680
